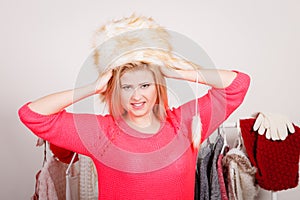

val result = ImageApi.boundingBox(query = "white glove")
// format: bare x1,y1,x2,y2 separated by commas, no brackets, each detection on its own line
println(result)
253,112,295,140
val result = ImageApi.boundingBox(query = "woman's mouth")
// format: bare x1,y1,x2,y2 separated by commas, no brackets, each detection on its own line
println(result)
131,102,145,109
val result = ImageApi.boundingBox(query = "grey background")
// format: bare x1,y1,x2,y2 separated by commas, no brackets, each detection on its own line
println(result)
1,0,299,199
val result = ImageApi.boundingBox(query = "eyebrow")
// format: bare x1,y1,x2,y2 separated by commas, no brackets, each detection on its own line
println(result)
120,82,153,87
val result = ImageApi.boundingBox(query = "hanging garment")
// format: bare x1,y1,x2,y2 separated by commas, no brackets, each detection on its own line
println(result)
194,141,214,200
66,173,79,200
240,118,300,191
222,147,258,200
50,143,79,164
217,146,229,200
79,155,98,200
32,156,68,200
32,170,42,200
66,153,79,200
209,134,224,200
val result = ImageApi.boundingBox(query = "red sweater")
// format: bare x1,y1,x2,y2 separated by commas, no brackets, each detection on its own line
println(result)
19,72,250,200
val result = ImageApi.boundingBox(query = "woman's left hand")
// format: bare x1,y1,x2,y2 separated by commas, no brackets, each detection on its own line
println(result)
158,66,238,88
158,65,181,79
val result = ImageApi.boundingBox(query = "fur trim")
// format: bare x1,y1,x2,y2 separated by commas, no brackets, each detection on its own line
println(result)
192,114,202,149
222,148,259,200
91,14,199,73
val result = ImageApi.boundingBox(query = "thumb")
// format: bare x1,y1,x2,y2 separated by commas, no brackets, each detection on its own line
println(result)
253,113,264,131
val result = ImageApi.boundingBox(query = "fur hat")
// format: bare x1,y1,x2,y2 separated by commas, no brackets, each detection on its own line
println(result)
90,14,202,149
91,14,199,73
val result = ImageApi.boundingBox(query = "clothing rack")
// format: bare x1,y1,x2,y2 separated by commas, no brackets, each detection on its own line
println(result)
221,121,278,200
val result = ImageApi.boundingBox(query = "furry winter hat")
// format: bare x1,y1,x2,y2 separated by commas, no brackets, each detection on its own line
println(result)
91,14,202,149
91,14,199,73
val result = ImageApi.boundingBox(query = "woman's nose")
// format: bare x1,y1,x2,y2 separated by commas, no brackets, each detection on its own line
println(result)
131,88,142,100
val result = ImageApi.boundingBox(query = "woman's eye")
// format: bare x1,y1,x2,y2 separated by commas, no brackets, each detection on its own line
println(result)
140,83,150,89
122,85,132,91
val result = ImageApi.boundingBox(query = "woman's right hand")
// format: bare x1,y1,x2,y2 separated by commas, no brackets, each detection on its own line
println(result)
28,69,113,115
94,69,113,94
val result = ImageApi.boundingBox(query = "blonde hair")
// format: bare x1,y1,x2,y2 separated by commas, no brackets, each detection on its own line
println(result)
100,61,168,121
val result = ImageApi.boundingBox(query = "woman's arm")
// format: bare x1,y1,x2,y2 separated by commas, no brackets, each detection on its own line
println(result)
18,70,113,155
29,70,112,115
160,67,237,89
166,67,251,145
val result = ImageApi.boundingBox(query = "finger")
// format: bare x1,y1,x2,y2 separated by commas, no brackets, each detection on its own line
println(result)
265,129,271,140
278,124,288,140
286,122,295,134
263,116,270,129
258,124,265,135
253,114,263,131
270,125,280,141
271,126,284,140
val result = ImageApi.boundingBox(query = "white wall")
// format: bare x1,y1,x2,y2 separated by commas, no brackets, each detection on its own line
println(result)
1,0,299,199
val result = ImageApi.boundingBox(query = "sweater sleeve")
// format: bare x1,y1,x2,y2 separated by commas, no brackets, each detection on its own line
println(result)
171,71,250,143
18,103,109,156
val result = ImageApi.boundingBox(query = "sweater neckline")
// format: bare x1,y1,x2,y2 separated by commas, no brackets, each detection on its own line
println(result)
115,117,166,139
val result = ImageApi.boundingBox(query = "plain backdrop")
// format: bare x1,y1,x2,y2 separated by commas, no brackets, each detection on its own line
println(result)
0,0,299,199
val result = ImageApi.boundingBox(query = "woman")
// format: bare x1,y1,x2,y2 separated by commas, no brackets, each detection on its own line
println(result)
19,14,250,200
19,59,250,199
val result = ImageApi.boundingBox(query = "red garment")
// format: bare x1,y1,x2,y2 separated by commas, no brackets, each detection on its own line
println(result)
19,72,250,200
240,118,300,191
49,143,79,164
217,154,229,200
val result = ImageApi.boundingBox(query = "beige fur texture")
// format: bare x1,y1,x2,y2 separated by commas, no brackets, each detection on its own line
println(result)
91,14,199,73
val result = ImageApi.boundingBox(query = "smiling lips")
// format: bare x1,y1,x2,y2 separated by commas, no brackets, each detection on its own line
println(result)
131,102,146,109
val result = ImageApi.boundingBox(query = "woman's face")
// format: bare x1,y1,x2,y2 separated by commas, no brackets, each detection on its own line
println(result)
120,69,157,119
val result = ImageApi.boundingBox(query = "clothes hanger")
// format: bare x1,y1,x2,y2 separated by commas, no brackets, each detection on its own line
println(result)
42,142,47,167
66,152,78,176
235,120,243,150
219,124,229,155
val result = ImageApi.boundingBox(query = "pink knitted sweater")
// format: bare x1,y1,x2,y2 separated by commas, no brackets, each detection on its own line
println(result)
19,72,250,200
